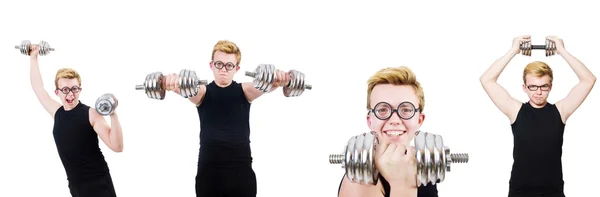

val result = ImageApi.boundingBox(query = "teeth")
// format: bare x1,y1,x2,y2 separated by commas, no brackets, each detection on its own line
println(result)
385,131,405,136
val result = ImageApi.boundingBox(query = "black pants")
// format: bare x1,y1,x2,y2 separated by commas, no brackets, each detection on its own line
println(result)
195,165,257,197
68,174,117,197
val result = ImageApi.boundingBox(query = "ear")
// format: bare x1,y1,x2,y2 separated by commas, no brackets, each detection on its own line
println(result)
522,84,527,93
366,113,372,128
236,66,240,71
209,61,213,69
54,90,59,95
418,113,426,126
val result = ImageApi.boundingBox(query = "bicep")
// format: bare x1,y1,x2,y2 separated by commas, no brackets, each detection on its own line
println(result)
90,110,111,146
481,82,521,122
242,82,264,103
557,81,595,121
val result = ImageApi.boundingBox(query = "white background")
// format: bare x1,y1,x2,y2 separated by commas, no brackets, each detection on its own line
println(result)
1,0,598,196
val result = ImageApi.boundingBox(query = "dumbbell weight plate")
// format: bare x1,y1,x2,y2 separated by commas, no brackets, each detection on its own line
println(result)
16,40,31,55
135,72,166,100
95,93,118,116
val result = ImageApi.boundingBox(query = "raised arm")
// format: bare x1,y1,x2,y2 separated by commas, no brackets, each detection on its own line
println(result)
479,36,527,123
163,73,207,106
90,109,124,152
29,45,61,118
550,36,597,123
242,69,290,102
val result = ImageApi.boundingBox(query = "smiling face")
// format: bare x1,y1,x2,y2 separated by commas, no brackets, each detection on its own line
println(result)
366,66,425,146
522,61,553,108
54,68,82,110
210,40,241,87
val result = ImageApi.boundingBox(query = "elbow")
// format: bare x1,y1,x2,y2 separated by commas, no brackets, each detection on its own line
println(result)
111,144,124,153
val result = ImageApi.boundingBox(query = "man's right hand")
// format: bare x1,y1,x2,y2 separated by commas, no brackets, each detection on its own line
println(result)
375,141,418,190
30,45,40,58
511,35,531,54
163,73,180,93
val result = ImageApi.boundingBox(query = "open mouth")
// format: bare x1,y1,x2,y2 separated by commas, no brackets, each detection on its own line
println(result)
66,98,75,104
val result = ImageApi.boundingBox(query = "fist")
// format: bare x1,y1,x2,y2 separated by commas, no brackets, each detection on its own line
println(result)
375,142,418,188
511,35,531,52
163,73,179,92
271,70,290,90
30,45,40,57
545,35,566,53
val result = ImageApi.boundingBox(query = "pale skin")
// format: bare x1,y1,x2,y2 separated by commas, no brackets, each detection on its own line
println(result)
162,50,291,105
480,35,596,124
28,45,123,152
339,84,425,197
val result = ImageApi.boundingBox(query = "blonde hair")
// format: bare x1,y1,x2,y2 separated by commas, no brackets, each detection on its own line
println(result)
212,40,242,65
54,68,81,89
366,66,425,112
523,61,553,84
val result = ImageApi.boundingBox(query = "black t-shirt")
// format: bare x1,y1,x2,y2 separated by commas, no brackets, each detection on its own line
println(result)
53,102,109,182
509,102,565,194
337,174,438,197
196,81,253,167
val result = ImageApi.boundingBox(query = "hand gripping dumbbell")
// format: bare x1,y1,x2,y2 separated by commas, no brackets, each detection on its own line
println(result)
135,69,208,100
15,40,54,56
245,64,312,97
95,93,118,116
329,131,469,186
519,39,557,57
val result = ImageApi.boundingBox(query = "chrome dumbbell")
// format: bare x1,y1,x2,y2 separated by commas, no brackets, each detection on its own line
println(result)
329,131,469,186
245,64,312,97
15,40,54,56
95,93,118,116
135,69,208,100
519,39,557,57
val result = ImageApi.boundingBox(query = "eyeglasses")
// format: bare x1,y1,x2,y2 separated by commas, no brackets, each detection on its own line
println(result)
368,101,421,120
57,86,81,94
526,84,550,91
212,60,237,71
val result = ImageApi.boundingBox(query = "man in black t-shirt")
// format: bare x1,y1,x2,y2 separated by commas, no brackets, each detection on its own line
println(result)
161,40,290,197
480,35,596,197
27,45,125,197
338,66,439,197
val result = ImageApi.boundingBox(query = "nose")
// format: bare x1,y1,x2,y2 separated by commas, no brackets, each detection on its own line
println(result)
387,111,404,126
536,89,542,94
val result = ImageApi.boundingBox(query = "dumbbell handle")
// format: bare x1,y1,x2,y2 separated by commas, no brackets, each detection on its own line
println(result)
328,152,470,164
134,77,208,90
531,45,546,49
245,71,313,90
14,45,55,51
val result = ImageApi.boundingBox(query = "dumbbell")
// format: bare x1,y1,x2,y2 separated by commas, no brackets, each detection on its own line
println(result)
329,131,469,186
95,93,118,116
135,69,208,100
519,39,557,57
15,40,54,56
245,64,312,97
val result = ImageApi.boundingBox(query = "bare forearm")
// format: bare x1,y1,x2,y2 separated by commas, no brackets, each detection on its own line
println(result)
109,113,124,152
560,50,597,82
29,57,46,94
480,50,518,83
